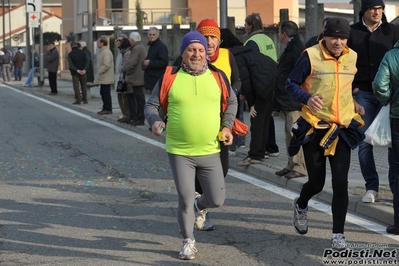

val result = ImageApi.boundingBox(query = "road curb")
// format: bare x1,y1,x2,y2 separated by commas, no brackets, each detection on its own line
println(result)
228,155,394,227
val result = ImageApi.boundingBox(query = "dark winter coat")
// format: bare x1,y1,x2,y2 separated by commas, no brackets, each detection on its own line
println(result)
67,47,88,76
82,47,94,82
305,33,323,48
347,13,399,93
13,50,25,68
229,45,277,107
274,35,305,111
47,47,60,73
0,53,11,65
144,38,169,90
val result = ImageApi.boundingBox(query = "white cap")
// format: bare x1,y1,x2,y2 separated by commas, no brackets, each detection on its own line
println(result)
79,41,86,48
129,32,141,42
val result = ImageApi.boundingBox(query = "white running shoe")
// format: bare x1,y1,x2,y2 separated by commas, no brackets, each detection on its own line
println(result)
178,238,197,260
331,233,347,251
194,193,208,230
362,190,378,203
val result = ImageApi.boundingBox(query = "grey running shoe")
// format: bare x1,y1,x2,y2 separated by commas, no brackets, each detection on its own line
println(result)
331,233,347,251
196,213,215,231
293,197,308,234
178,238,197,260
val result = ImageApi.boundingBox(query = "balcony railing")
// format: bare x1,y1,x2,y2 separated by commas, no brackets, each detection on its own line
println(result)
83,8,192,27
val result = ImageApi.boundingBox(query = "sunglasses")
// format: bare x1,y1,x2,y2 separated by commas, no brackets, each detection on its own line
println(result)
115,39,122,42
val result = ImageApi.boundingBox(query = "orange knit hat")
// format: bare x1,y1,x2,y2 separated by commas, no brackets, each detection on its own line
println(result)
197,19,221,40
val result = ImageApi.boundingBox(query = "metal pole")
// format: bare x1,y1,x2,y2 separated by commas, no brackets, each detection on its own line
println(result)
8,0,12,46
26,17,31,78
87,0,93,56
40,12,43,84
219,0,228,28
353,0,361,23
2,0,5,46
8,0,10,46
305,0,318,42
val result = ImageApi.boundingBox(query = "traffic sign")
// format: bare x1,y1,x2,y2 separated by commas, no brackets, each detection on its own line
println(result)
26,0,42,13
28,12,40,28
12,35,20,42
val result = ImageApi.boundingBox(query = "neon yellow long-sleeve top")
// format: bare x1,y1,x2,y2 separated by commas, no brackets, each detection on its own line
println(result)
166,69,222,156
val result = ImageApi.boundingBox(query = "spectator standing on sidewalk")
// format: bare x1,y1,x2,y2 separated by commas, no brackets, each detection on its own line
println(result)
23,49,39,87
243,13,279,160
142,27,169,93
94,37,114,115
0,49,12,82
47,42,60,95
305,17,330,48
372,40,399,235
67,42,89,104
124,32,146,126
286,18,365,250
273,21,307,179
144,31,237,260
237,14,278,165
348,0,399,203
79,41,94,83
265,116,279,158
244,13,277,61
13,47,25,81
114,34,131,123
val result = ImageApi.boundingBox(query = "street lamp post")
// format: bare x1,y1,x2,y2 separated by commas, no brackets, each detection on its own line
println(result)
8,0,10,46
2,0,5,47
88,0,93,56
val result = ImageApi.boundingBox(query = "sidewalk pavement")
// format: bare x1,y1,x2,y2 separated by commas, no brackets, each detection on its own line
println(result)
10,78,395,227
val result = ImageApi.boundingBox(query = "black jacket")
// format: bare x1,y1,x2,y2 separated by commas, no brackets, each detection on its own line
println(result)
274,35,305,111
0,53,10,65
82,47,94,82
144,38,169,90
305,33,323,48
347,13,399,92
229,46,277,107
67,47,88,76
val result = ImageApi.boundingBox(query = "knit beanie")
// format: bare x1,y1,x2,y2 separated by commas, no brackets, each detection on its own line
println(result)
180,31,208,55
323,17,351,39
361,0,385,14
197,19,221,40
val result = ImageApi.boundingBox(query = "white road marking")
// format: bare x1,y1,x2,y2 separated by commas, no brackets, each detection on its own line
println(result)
9,85,399,242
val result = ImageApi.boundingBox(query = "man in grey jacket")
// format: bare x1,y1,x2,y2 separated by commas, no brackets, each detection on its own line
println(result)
94,37,115,115
47,42,59,95
123,32,146,126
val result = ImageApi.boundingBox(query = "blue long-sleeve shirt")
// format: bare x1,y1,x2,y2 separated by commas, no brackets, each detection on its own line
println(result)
285,51,312,105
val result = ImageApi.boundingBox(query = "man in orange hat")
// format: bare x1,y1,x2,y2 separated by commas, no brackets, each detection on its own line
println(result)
196,18,242,230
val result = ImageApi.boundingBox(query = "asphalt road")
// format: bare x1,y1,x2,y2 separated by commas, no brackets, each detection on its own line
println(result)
1,85,399,266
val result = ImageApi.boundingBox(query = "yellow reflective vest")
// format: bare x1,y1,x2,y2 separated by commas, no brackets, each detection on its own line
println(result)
301,43,359,127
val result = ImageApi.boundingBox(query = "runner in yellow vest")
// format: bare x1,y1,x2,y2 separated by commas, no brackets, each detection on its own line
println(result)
196,18,242,230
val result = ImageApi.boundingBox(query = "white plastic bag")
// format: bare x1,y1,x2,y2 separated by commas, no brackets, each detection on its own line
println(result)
364,104,391,147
